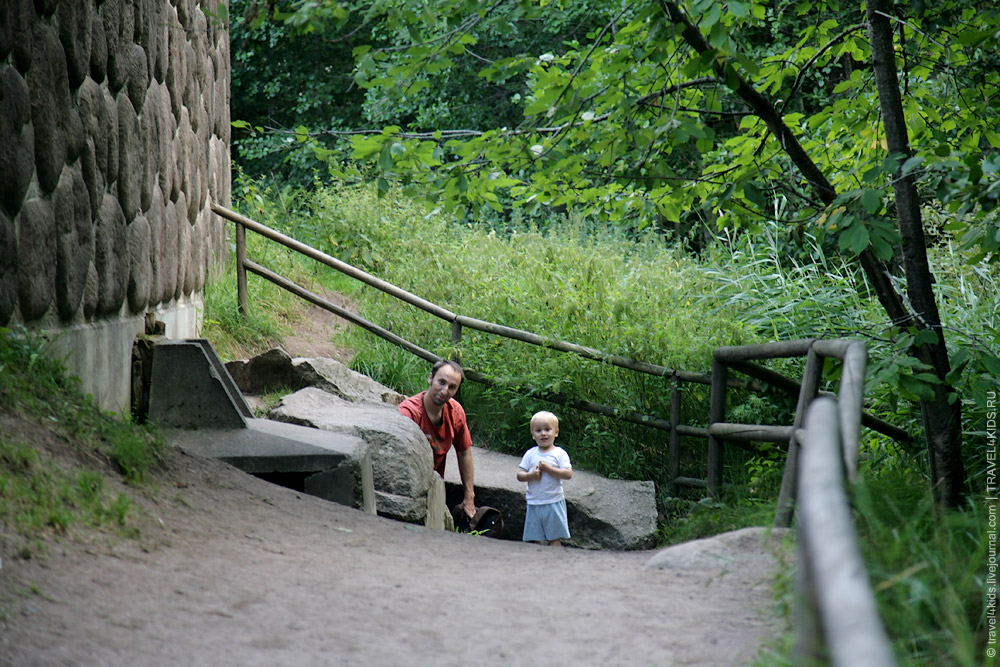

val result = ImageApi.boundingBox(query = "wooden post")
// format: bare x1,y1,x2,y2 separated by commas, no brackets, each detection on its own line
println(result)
774,346,821,527
235,222,248,316
707,358,728,496
669,381,681,496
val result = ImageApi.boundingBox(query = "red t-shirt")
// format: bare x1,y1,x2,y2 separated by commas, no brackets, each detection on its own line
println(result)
398,391,472,477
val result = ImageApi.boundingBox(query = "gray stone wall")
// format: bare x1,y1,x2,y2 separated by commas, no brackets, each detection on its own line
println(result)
0,0,231,410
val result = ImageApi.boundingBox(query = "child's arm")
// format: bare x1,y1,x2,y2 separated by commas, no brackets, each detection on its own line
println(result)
537,460,573,480
517,466,542,482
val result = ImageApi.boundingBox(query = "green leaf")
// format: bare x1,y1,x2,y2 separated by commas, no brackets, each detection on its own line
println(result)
861,189,881,215
839,219,869,254
743,182,766,209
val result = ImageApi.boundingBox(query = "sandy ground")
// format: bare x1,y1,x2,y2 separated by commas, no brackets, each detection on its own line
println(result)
0,445,784,667
0,301,786,666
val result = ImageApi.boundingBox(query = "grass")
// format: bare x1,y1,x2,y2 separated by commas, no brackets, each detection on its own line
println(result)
0,327,165,544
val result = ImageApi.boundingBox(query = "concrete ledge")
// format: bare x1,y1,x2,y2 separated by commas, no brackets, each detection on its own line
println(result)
166,418,376,514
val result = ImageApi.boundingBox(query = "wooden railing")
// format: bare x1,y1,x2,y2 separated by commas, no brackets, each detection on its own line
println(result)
796,396,897,666
215,203,899,664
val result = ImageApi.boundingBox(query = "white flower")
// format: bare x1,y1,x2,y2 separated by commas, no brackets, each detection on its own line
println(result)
539,53,555,63
581,111,595,122
530,144,544,158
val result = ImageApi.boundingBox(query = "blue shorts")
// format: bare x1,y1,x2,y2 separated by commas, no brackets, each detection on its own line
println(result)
522,499,570,542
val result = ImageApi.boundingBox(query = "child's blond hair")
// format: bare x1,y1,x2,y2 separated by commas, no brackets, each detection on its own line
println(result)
530,410,559,429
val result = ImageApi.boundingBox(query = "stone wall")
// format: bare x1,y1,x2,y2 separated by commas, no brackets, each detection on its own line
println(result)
0,0,230,410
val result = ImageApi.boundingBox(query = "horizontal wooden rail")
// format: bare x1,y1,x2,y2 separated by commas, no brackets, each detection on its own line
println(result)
213,203,456,321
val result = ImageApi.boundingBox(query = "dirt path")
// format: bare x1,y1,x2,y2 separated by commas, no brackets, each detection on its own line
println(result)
1,301,784,666
0,443,783,667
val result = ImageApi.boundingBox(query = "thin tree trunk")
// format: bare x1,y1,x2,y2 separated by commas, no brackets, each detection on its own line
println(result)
866,0,966,507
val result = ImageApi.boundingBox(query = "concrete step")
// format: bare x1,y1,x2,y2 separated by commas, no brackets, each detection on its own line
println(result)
148,339,375,514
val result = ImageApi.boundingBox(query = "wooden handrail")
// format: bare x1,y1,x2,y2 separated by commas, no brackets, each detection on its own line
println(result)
797,397,897,666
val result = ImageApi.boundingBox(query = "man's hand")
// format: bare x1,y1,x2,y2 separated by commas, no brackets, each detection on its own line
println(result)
462,494,476,518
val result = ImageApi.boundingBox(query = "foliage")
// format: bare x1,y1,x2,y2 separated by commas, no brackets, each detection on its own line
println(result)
853,470,987,666
0,328,166,484
201,174,337,361
253,0,1000,506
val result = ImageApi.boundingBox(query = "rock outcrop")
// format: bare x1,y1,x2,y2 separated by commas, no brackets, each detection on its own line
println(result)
445,446,658,550
268,386,446,528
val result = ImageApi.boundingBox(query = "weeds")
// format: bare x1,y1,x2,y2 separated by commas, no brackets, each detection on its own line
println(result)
0,328,160,541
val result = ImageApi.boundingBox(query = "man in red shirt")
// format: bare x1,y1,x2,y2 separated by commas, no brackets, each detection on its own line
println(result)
398,360,476,518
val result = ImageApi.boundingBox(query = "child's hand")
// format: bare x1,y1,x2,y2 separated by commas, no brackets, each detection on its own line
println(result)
533,466,544,480
538,460,553,474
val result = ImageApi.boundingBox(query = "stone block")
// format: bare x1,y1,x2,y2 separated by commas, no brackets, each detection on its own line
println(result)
17,198,56,321
0,210,16,325
0,66,33,215
53,167,92,321
28,23,70,195
94,194,127,316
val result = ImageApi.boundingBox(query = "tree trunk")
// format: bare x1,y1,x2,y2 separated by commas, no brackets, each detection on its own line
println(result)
866,0,966,507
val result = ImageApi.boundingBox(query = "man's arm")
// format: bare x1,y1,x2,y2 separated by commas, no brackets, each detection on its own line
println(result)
455,447,475,517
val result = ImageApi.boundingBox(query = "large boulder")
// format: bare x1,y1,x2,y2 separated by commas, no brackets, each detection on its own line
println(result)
445,446,658,550
644,526,793,573
226,348,405,405
269,386,444,526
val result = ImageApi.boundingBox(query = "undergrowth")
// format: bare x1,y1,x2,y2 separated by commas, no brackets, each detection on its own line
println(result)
0,328,165,545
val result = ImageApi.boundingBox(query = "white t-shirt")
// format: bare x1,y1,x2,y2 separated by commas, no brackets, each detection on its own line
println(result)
518,445,572,505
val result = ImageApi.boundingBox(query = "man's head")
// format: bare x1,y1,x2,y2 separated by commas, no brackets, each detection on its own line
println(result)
426,360,464,407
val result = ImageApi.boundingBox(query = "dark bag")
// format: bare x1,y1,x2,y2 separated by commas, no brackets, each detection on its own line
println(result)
452,504,504,539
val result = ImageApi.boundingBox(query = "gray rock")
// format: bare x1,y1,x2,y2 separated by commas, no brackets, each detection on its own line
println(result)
94,194,127,316
445,446,659,550
269,387,438,524
644,526,793,572
56,0,91,90
160,196,178,302
174,192,190,299
104,0,132,93
126,215,151,313
0,66,33,215
53,167,92,321
0,210,17,325
226,348,406,406
28,23,70,195
3,0,33,74
146,183,164,304
89,12,107,83
17,198,56,321
124,43,148,111
65,108,85,165
117,93,141,222
82,261,98,319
